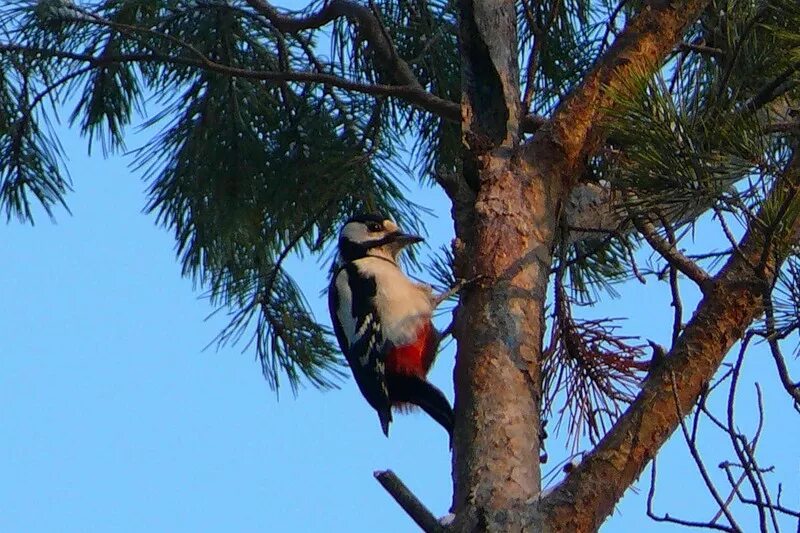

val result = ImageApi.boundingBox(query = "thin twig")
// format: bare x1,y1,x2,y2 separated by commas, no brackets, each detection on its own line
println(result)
647,458,736,532
726,337,769,533
432,275,484,307
669,372,743,532
0,42,460,122
629,213,712,291
747,385,781,533
374,470,446,533
678,42,724,57
762,294,800,409
660,216,684,343
712,470,748,524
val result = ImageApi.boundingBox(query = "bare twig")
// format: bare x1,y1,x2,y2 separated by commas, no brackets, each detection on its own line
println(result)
244,0,423,87
2,41,463,121
432,275,484,307
725,338,769,533
374,470,446,533
712,470,748,525
677,41,724,57
747,385,781,532
669,372,743,532
595,0,629,62
761,287,800,409
660,216,685,344
647,459,737,532
745,61,800,113
629,214,713,291
520,0,561,111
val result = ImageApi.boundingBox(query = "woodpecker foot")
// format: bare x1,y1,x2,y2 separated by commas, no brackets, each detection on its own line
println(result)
433,275,485,307
440,320,455,340
439,513,456,526
539,419,548,464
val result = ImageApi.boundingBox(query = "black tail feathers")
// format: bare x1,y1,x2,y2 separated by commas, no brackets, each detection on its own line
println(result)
378,409,392,437
386,374,454,438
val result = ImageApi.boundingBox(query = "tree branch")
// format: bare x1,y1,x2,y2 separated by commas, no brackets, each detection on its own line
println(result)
670,372,743,531
538,150,800,531
523,0,714,188
744,61,800,113
242,0,561,137
629,213,713,291
243,0,421,85
761,284,800,410
240,0,469,122
0,43,460,119
2,3,550,145
647,459,738,533
677,41,724,58
373,470,446,533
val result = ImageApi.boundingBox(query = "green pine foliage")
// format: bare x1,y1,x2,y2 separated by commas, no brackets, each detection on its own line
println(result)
1,0,799,399
0,0,423,390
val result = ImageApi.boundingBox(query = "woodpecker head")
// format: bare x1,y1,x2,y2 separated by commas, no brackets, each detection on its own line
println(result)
337,214,423,263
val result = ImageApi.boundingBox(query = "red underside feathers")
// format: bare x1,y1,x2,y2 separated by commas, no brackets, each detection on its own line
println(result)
385,321,437,378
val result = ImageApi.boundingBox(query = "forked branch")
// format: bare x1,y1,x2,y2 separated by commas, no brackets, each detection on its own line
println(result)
538,149,800,530
629,213,713,292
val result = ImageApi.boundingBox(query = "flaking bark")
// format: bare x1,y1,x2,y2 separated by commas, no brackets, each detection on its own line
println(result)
451,0,738,530
452,1,551,531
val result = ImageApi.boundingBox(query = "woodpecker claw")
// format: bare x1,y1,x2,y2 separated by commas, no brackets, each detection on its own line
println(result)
433,275,486,307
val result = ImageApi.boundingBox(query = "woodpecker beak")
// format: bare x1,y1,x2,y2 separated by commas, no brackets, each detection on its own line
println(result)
388,231,424,247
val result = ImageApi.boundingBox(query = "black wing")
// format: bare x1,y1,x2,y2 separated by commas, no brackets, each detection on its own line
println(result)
328,263,393,435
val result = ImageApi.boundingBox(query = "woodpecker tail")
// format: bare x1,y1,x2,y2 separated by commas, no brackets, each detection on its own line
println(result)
387,374,454,437
378,408,392,437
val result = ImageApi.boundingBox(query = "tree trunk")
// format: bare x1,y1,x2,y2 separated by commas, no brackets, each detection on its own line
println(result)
449,0,795,531
452,1,556,530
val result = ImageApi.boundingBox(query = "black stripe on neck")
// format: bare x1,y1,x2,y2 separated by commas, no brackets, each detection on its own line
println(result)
338,237,399,263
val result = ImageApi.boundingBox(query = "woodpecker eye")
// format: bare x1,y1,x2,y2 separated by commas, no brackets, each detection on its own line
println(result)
365,222,383,232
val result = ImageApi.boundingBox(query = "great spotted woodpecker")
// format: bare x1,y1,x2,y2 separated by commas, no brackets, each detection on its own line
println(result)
328,214,454,437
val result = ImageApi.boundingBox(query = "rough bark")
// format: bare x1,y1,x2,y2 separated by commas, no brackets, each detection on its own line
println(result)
451,0,719,531
451,1,552,531
524,0,713,184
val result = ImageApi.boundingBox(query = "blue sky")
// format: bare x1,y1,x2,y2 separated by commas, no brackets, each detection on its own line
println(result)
2,6,799,526
2,117,798,532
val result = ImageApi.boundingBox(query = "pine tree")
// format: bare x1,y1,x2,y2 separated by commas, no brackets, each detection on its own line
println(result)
2,0,799,530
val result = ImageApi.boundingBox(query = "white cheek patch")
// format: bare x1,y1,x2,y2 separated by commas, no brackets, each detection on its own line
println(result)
341,222,369,244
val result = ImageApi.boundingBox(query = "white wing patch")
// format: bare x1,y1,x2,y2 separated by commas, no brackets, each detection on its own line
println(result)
356,314,382,365
334,268,385,364
357,315,374,337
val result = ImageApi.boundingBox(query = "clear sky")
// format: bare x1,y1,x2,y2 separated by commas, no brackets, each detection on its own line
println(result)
2,117,798,533
2,39,799,533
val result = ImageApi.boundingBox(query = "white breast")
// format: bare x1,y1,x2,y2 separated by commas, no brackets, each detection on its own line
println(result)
356,258,433,346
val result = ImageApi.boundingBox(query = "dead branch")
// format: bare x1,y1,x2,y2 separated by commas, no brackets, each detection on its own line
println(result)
670,371,743,531
374,470,446,533
647,458,738,532
761,285,800,409
629,213,713,291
